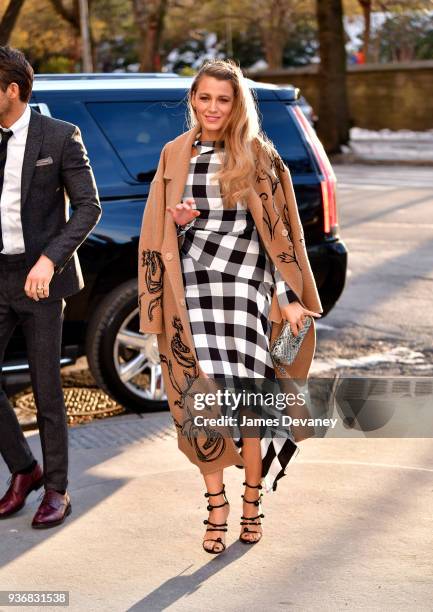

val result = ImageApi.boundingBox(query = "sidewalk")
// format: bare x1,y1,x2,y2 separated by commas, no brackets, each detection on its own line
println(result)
1,412,432,611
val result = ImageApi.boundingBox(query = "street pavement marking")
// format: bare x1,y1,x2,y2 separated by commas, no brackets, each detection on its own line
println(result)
338,183,394,190
315,321,335,331
346,221,433,229
311,346,427,374
297,459,433,473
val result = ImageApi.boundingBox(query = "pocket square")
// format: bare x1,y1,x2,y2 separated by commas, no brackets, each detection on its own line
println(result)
35,156,53,167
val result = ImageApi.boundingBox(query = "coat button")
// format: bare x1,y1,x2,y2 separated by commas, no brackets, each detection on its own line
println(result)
282,229,289,236
165,252,173,261
180,298,186,307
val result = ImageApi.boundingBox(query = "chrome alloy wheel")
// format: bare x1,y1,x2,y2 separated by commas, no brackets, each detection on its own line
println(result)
112,307,166,402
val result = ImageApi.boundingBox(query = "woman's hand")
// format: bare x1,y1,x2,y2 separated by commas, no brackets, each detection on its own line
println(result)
167,197,201,226
280,302,321,337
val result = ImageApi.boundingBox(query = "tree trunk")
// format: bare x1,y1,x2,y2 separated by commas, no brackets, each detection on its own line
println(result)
263,36,285,70
358,0,372,61
316,0,350,154
259,0,289,70
49,0,95,71
78,0,93,71
0,0,26,45
132,0,168,72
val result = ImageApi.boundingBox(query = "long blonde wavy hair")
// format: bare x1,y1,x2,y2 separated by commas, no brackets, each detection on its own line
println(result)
187,59,279,209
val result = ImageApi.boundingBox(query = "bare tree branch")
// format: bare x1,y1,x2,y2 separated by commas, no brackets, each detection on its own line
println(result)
0,0,26,45
48,0,80,32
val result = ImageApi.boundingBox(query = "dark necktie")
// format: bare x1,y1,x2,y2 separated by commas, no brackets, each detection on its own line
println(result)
0,128,14,251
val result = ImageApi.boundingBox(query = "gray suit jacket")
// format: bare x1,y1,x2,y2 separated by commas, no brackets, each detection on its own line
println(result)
22,108,101,301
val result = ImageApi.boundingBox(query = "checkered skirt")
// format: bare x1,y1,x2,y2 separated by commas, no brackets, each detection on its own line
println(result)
178,139,299,491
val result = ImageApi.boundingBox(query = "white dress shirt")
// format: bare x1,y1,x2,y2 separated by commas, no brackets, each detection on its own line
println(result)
0,104,31,254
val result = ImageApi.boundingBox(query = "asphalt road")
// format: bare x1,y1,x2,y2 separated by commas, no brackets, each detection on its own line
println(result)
313,164,433,377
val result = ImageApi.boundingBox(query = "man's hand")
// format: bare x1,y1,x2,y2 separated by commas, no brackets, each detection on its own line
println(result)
280,302,321,337
24,255,55,301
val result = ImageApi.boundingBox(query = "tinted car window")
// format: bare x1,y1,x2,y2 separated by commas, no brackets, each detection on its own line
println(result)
257,101,315,175
87,101,188,182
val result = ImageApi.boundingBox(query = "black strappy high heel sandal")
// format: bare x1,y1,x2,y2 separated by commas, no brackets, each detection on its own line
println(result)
202,484,229,554
239,481,265,545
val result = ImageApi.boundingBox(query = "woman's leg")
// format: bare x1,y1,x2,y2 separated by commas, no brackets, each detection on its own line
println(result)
202,469,229,553
240,436,263,542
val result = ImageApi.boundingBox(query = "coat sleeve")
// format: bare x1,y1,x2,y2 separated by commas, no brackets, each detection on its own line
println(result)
42,126,101,274
176,216,197,237
276,155,323,314
272,266,300,307
138,144,169,335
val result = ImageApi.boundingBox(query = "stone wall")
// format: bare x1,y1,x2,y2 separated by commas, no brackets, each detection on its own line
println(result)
247,61,433,131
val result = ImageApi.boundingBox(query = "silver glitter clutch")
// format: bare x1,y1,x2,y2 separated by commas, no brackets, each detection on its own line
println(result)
270,316,313,373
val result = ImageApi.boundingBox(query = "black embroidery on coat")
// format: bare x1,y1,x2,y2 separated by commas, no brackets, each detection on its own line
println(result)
270,152,285,176
190,427,226,463
257,153,286,241
262,197,274,240
277,250,301,271
140,250,164,322
159,316,199,410
276,206,300,270
160,316,225,463
280,201,291,235
267,154,303,270
255,163,269,184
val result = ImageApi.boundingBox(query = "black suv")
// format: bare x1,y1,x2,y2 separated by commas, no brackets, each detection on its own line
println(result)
5,73,347,412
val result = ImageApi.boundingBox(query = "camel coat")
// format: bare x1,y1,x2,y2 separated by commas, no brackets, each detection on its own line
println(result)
138,124,323,475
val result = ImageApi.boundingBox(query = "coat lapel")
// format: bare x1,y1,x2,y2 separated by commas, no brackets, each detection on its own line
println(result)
245,189,264,233
163,124,201,210
21,109,43,209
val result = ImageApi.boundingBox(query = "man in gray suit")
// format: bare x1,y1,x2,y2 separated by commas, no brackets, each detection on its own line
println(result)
0,46,101,528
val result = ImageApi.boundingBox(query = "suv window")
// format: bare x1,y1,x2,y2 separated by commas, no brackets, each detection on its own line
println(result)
86,98,314,182
87,101,188,182
257,101,315,175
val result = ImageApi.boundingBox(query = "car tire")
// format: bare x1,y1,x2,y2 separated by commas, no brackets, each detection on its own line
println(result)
86,279,168,413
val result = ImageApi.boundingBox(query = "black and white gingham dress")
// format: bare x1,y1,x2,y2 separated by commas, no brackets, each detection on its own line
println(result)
177,138,299,491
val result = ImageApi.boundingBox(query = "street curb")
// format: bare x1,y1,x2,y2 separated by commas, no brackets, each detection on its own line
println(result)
330,153,433,167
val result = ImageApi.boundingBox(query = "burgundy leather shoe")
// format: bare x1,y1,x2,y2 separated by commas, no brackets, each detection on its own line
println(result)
0,463,44,519
31,489,71,529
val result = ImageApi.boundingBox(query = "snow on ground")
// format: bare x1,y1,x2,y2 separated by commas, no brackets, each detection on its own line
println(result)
344,127,433,162
350,128,433,141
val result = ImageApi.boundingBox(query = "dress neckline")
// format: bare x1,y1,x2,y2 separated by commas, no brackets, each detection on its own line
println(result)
193,136,225,148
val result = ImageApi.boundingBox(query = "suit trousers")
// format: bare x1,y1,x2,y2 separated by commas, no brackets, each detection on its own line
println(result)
0,253,68,491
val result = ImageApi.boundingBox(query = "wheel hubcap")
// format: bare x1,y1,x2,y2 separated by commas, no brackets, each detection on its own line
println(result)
113,307,166,402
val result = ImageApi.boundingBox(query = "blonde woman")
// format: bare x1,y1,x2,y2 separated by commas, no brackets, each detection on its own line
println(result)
138,59,322,554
